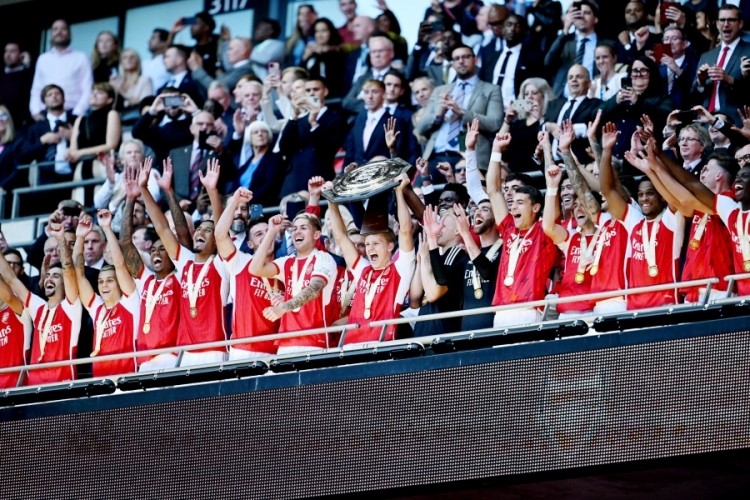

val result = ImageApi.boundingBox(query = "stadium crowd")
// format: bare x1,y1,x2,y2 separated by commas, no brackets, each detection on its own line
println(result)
1,0,750,387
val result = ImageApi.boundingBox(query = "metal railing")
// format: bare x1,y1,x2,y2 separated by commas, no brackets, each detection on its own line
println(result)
16,156,96,171
8,178,105,218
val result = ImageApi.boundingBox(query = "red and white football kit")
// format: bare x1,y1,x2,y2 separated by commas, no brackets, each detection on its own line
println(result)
134,266,183,368
0,306,32,389
222,249,283,356
327,264,359,347
25,295,82,385
345,249,416,345
622,206,685,310
271,249,337,350
175,246,230,358
85,292,139,377
715,194,750,297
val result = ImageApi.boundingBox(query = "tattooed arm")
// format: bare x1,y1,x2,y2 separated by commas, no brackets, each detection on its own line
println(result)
164,189,193,251
70,216,92,306
120,166,145,277
262,277,326,322
559,121,600,221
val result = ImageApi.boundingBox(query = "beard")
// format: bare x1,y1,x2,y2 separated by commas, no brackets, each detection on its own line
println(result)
231,220,246,234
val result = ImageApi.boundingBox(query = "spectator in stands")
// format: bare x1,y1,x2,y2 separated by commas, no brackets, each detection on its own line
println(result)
469,4,492,56
344,16,376,94
109,49,153,114
168,12,220,77
3,249,29,290
303,18,346,99
500,78,554,172
81,224,106,270
131,87,197,164
261,67,308,139
338,0,359,48
279,77,346,197
416,45,503,181
405,15,447,82
0,105,26,202
658,26,698,110
587,43,626,102
191,37,252,95
670,123,711,176
410,76,434,148
230,120,283,207
424,0,481,38
157,45,206,107
238,80,263,127
168,111,235,205
142,28,170,91
343,35,396,115
206,81,235,146
477,5,510,84
91,31,120,83
286,4,318,67
695,9,720,49
0,42,33,129
525,0,563,54
68,82,122,206
383,71,419,160
248,19,285,79
375,6,409,65
545,1,614,97
424,30,462,86
691,4,750,126
616,1,660,65
30,19,93,120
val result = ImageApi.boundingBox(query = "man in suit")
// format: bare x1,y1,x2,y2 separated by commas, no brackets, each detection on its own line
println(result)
416,44,503,182
383,70,419,163
544,64,603,161
691,4,750,126
189,37,253,95
422,30,462,87
343,16,376,96
477,4,510,82
156,45,205,107
480,13,542,110
405,15,446,81
616,0,661,65
278,77,347,197
658,25,698,111
168,111,236,204
343,34,395,116
132,86,195,164
545,0,612,97
344,80,408,165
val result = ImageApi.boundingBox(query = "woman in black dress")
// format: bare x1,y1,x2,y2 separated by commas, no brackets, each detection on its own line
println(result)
91,31,120,83
302,18,346,99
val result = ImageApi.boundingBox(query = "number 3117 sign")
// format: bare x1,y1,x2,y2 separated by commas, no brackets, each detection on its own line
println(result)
205,0,256,15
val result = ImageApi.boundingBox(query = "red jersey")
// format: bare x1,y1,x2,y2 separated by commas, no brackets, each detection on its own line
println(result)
272,249,337,349
623,207,685,310
715,194,750,296
222,249,283,354
85,293,139,378
345,250,416,345
556,231,596,313
135,268,181,365
25,295,81,386
175,246,230,353
327,265,357,325
681,209,733,301
493,214,559,307
587,218,629,303
0,307,32,389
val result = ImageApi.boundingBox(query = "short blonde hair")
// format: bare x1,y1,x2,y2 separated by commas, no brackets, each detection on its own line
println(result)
0,105,16,145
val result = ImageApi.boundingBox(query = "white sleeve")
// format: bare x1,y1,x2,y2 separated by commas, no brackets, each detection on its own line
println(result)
313,252,338,306
61,298,83,348
556,228,574,253
84,294,104,316
174,245,196,277
94,177,116,209
147,170,162,204
134,266,155,294
715,194,740,227
25,293,44,318
621,203,645,233
272,256,291,282
393,248,416,310
464,150,488,204
222,249,252,276
662,209,686,260
19,310,33,352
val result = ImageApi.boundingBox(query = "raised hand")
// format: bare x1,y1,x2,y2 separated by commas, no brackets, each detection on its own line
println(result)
639,114,655,142
587,109,603,143
75,214,93,240
199,158,221,191
308,176,325,199
235,187,253,204
233,108,246,136
465,118,480,151
97,209,113,229
422,204,444,243
545,162,562,188
558,120,575,151
453,203,472,237
344,162,358,173
100,150,117,184
415,157,430,178
492,132,511,153
732,106,750,140
383,116,401,151
631,130,645,155
624,150,651,174
123,165,141,200
601,122,619,151
436,162,455,183
395,172,410,192
268,214,285,234
154,157,172,192
138,157,154,189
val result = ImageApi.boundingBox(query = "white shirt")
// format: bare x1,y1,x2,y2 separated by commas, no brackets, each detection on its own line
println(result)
30,46,92,116
46,111,71,175
434,75,478,153
492,43,522,110
384,103,398,115
363,107,387,150
563,32,597,98
683,157,702,172
552,95,588,159
371,66,392,81
165,70,188,89
142,53,170,91
88,257,105,270
309,105,329,132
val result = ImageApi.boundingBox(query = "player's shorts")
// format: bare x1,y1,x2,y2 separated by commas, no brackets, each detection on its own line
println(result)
493,308,542,328
138,353,179,372
179,351,226,367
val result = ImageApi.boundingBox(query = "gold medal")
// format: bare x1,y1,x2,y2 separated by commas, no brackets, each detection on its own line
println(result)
90,350,99,357
363,308,371,319
744,260,750,272
504,276,514,287
421,296,428,306
474,289,483,299
574,272,585,284
648,265,658,277
143,322,150,334
190,307,198,318
689,239,700,250
590,265,599,276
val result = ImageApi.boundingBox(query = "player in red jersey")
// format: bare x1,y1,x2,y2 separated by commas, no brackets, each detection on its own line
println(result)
250,210,337,354
325,174,415,345
486,131,558,327
216,187,284,359
600,123,685,310
73,210,139,377
0,258,33,388
118,165,181,371
0,211,82,385
140,158,230,366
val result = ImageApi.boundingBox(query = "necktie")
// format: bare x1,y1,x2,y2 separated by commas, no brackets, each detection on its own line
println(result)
708,46,730,112
575,37,588,65
447,82,467,148
286,232,296,256
45,120,63,162
561,99,576,122
353,47,370,82
190,149,204,199
363,115,378,151
667,69,675,94
166,78,176,88
495,51,513,87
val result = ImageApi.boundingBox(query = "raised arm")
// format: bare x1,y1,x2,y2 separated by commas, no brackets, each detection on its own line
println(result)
486,132,512,223
0,275,23,315
453,204,482,260
0,251,29,307
98,209,136,296
421,205,449,301
394,173,414,253
559,120,600,220
543,163,570,245
249,214,284,277
139,158,182,259
71,216,94,307
464,118,489,204
384,116,401,158
120,165,145,277
216,187,251,260
654,143,716,211
327,200,360,270
599,122,628,221
199,158,224,222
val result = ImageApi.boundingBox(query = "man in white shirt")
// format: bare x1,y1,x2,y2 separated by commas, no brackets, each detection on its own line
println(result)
344,80,394,165
29,19,92,120
141,29,170,92
249,19,285,79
